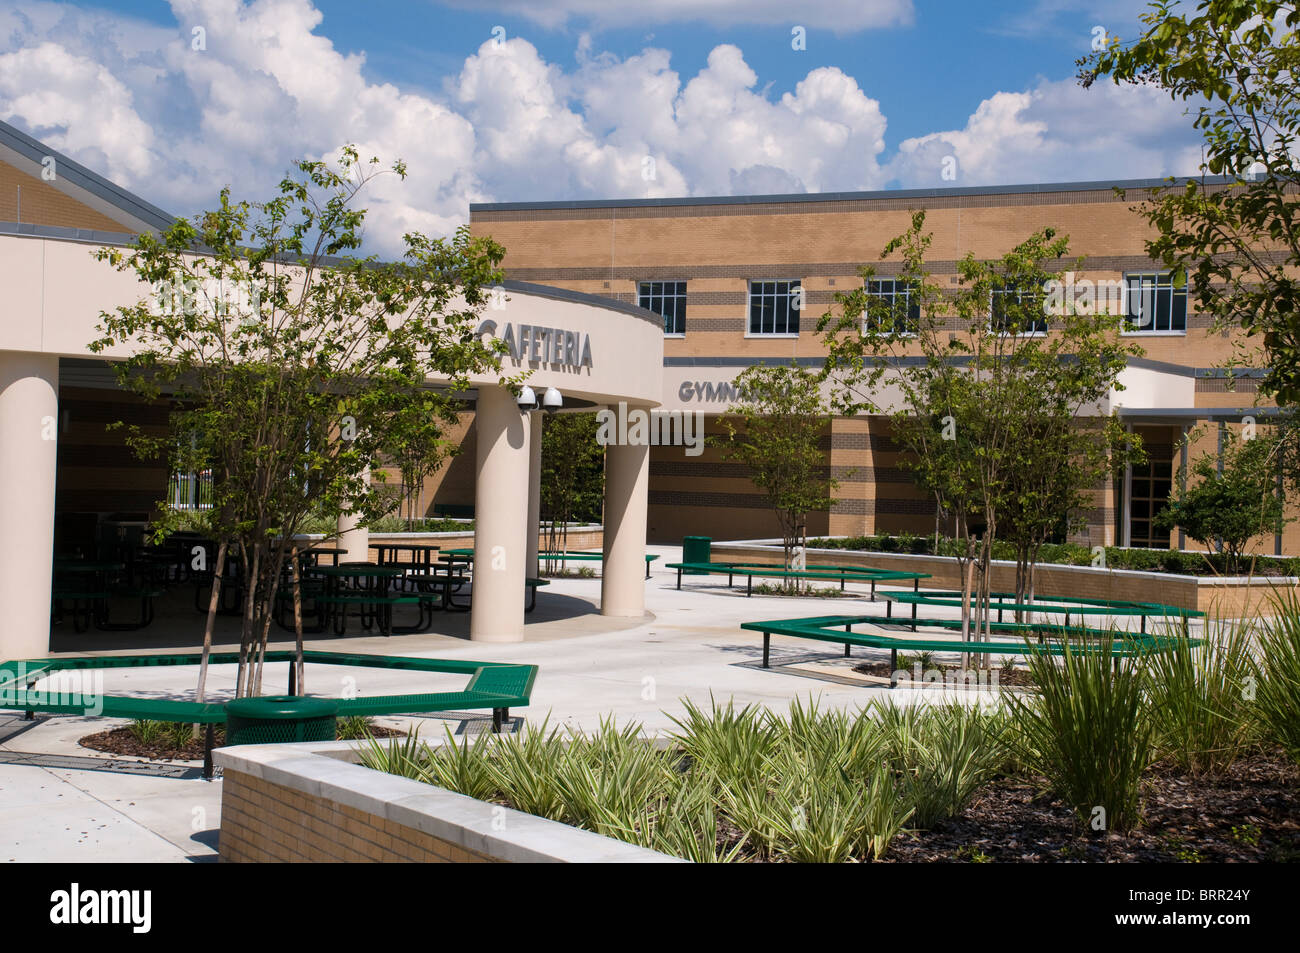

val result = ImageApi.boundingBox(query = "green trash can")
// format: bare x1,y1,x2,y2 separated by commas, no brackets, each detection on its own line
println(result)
224,695,339,746
682,536,711,575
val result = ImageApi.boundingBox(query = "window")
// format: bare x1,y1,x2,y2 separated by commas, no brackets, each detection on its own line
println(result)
748,279,801,335
990,281,1048,335
1123,272,1186,333
638,281,687,335
864,278,920,334
1129,455,1174,548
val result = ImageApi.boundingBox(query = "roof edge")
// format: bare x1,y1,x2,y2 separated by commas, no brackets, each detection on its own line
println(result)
0,118,175,232
470,176,1241,214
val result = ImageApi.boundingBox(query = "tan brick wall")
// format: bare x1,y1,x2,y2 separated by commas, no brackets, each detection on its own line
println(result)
472,185,1295,554
0,158,133,232
364,529,603,558
471,186,1269,371
219,769,496,863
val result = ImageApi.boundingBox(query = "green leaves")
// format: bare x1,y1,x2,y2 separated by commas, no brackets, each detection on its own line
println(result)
1253,588,1300,763
1154,426,1289,573
1083,0,1300,404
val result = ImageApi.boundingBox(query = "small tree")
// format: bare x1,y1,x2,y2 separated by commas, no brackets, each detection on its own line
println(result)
540,413,605,572
1155,427,1289,574
387,396,459,529
717,365,838,579
821,211,1140,660
91,147,511,699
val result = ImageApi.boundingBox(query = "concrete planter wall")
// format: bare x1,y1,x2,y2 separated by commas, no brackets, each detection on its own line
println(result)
711,540,1298,618
214,740,681,864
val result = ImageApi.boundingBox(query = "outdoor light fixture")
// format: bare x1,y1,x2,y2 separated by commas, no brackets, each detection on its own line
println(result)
517,385,537,412
542,387,563,413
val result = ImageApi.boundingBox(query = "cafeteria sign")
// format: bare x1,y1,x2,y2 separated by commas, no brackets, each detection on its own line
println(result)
476,319,593,370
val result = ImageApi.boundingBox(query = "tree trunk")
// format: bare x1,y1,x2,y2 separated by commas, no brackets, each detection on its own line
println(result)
253,549,285,696
194,539,228,722
960,534,976,670
292,544,305,696
236,541,259,698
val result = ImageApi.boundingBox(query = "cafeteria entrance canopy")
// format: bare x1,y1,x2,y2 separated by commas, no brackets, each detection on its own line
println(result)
0,226,664,658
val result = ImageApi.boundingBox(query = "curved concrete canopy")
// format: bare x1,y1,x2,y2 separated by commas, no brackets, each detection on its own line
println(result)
0,230,664,407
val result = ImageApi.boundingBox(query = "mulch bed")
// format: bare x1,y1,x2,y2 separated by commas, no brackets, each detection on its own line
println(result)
881,753,1300,862
852,660,1037,688
79,723,404,761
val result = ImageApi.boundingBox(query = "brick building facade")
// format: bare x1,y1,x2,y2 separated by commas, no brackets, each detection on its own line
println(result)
469,181,1295,552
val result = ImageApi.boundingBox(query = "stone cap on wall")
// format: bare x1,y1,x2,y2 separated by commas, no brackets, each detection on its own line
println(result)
214,741,683,864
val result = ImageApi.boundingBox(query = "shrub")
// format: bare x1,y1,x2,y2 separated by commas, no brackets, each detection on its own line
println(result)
128,720,167,745
128,720,197,748
360,698,1017,861
1005,642,1153,832
335,715,377,740
871,702,1010,829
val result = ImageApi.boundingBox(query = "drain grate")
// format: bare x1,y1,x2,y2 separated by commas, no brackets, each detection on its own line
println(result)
0,749,202,778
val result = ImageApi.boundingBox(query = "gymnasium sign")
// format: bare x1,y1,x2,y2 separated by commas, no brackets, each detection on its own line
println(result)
476,319,593,370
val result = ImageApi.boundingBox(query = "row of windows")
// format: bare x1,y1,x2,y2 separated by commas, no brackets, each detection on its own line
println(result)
637,274,1189,336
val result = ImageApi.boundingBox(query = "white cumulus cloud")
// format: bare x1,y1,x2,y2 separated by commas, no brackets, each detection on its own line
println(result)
0,0,1208,257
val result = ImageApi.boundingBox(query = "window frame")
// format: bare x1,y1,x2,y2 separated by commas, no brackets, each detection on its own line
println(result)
1120,271,1188,335
988,281,1049,336
637,279,688,337
863,277,921,336
745,278,802,337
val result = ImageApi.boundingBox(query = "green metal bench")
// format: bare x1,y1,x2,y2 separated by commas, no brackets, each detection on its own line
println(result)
664,561,930,599
739,614,1197,686
0,650,538,779
885,590,1204,636
540,552,660,579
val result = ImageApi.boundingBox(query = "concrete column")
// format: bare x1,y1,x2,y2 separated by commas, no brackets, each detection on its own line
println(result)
471,385,529,642
337,466,370,563
601,429,649,618
1121,423,1133,548
0,352,59,660
525,411,543,579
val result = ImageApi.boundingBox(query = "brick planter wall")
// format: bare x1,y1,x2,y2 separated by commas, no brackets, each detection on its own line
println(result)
710,541,1298,617
220,769,495,863
214,742,682,864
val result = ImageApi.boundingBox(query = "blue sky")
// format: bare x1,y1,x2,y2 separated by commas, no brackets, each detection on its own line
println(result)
90,0,1156,146
0,0,1205,253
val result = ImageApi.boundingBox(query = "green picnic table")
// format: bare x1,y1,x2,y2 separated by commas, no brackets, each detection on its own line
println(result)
308,563,422,637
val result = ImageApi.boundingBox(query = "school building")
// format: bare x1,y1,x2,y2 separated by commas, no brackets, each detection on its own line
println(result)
468,181,1295,554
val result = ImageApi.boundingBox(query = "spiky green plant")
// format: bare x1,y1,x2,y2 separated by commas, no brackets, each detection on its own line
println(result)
1143,616,1257,774
1005,641,1153,832
667,695,779,786
335,715,378,741
1254,589,1300,763
478,719,570,822
907,707,1009,829
419,729,499,803
871,701,1009,829
358,699,1009,862
128,720,168,745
